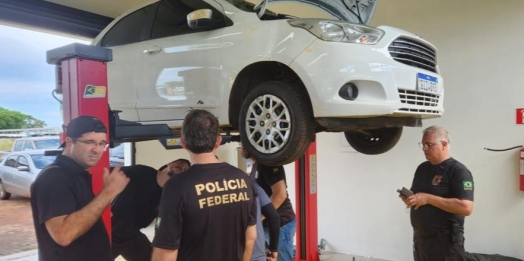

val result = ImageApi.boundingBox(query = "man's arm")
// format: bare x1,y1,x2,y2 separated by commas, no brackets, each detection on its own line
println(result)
152,247,178,261
243,224,257,261
261,202,280,257
405,193,474,216
270,180,287,209
45,166,129,246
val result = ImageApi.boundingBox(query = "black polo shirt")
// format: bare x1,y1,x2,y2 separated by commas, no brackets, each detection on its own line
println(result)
255,163,296,226
30,155,111,261
153,163,257,261
410,158,474,236
112,165,162,244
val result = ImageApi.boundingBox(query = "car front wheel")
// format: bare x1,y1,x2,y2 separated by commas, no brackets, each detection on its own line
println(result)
0,180,11,200
344,127,403,155
239,81,314,166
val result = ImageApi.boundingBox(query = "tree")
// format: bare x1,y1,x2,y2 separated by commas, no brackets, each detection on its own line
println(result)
0,107,47,129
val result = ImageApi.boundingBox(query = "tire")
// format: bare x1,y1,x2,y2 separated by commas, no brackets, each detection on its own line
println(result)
0,180,11,200
344,127,403,155
239,81,314,166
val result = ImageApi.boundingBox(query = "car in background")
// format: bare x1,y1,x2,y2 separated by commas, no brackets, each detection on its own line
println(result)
0,150,57,200
11,136,60,152
110,144,125,167
93,0,444,165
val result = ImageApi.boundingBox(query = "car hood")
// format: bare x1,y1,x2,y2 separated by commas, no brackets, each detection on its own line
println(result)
269,0,377,24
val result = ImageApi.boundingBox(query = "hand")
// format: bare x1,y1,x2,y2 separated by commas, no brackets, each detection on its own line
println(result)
404,193,430,210
102,164,130,198
267,252,277,261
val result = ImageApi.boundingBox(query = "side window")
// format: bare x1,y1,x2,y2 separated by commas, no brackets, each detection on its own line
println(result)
23,141,34,151
151,0,225,39
5,156,17,168
101,4,157,47
13,141,23,151
17,156,29,168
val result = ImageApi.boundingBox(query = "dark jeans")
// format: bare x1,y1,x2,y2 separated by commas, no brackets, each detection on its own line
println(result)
112,232,152,261
413,232,466,261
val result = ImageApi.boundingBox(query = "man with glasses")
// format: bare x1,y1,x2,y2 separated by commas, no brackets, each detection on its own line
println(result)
400,125,474,261
31,115,130,261
111,159,190,261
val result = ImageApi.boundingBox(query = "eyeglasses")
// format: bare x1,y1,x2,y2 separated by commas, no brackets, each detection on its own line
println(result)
74,139,109,150
418,141,442,149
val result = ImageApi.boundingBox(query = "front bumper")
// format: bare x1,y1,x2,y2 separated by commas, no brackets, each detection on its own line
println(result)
289,26,444,120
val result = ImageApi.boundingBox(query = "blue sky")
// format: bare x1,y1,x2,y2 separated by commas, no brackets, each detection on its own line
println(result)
0,25,88,128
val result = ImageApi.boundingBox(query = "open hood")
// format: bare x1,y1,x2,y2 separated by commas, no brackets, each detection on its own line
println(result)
268,0,378,24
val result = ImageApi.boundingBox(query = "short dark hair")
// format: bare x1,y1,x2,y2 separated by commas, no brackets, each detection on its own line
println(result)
182,110,219,154
173,158,191,167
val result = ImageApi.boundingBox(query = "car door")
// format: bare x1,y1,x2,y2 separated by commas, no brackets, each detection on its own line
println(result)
11,155,34,197
1,155,18,194
135,0,227,122
98,3,159,122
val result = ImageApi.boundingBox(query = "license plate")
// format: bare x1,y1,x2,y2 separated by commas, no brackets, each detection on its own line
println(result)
416,73,438,94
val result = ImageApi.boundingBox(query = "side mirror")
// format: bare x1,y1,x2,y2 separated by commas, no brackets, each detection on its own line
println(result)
17,166,29,172
187,9,214,30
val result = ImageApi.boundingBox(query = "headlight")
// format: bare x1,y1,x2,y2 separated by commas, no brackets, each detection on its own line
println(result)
288,19,384,44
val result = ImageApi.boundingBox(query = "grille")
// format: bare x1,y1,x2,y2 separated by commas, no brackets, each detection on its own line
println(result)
398,89,440,114
389,38,437,73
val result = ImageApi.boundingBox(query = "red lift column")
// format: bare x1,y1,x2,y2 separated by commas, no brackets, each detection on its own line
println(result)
47,44,113,235
294,137,319,261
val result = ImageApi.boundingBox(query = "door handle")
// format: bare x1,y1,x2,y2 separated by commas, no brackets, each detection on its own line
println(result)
143,45,163,55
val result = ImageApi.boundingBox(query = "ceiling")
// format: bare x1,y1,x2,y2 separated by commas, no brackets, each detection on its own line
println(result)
44,0,150,18
0,0,152,39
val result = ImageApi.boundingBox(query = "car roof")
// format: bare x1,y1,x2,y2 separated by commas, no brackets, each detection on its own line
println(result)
14,136,59,141
4,150,51,157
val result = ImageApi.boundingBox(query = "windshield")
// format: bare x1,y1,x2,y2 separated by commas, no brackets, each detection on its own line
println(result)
34,139,60,150
31,155,57,169
222,0,377,24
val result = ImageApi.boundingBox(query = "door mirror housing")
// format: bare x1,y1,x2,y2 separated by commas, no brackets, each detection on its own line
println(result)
187,9,215,30
17,166,29,172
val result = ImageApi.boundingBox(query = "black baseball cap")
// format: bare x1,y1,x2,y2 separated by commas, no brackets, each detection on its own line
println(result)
60,115,107,148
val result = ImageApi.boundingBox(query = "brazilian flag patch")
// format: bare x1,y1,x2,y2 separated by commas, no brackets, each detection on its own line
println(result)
463,181,473,190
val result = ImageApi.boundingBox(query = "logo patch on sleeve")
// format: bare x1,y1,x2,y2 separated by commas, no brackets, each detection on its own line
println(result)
463,181,473,190
155,217,162,228
273,168,279,173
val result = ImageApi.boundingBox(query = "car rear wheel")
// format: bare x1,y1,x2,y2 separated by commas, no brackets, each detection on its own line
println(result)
344,127,403,155
239,81,314,166
0,180,11,200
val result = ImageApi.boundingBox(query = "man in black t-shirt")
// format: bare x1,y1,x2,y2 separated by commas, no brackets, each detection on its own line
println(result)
242,147,296,261
30,116,130,261
401,126,474,261
111,159,190,261
152,110,257,261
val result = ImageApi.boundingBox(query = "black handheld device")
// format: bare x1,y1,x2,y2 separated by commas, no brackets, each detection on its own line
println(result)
397,187,414,197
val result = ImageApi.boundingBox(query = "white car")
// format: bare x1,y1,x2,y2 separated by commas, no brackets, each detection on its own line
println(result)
93,0,444,166
0,150,56,200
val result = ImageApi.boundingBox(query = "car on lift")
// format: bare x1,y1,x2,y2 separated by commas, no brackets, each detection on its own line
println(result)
93,0,444,166
0,150,57,200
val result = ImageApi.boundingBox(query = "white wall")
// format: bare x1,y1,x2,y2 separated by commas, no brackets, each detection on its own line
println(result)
135,1,524,260
314,1,524,260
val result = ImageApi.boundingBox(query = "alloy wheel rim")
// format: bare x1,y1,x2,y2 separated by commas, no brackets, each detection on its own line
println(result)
0,182,4,198
245,94,291,154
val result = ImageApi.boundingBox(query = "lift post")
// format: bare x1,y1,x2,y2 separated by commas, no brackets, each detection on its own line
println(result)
295,138,319,261
47,43,113,235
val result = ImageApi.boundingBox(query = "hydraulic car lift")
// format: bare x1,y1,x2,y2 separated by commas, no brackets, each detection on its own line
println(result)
47,43,319,260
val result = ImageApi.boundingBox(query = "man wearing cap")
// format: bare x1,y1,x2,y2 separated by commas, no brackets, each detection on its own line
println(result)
30,115,130,261
111,159,191,261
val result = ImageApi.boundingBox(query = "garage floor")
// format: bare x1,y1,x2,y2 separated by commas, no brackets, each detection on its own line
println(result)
0,198,390,261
